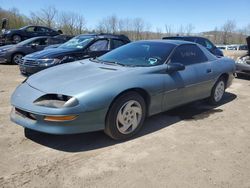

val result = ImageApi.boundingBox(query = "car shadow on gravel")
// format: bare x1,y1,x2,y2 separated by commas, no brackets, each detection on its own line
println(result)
25,92,237,152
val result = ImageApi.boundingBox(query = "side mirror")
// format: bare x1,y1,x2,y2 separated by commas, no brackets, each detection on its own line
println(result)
167,63,185,73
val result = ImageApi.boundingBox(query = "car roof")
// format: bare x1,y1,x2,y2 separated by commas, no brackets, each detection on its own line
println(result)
137,39,196,46
76,33,130,41
162,36,206,40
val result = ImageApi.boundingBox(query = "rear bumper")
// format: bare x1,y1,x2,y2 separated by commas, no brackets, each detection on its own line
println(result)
236,63,250,75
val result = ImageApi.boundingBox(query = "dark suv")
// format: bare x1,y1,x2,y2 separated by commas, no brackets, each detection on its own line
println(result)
19,33,130,75
163,36,223,57
0,25,61,45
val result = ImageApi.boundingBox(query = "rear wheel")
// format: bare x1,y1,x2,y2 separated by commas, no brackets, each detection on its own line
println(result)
12,53,23,64
105,92,146,140
208,77,226,105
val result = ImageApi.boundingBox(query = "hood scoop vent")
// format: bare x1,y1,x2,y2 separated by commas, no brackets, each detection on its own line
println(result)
99,67,117,71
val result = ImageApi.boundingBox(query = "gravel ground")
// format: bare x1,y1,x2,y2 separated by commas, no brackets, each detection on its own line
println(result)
0,65,250,188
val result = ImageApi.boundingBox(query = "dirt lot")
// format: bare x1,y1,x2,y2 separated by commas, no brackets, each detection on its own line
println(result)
0,65,250,188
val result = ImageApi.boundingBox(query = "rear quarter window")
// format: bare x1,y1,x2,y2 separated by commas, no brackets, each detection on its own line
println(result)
169,44,208,65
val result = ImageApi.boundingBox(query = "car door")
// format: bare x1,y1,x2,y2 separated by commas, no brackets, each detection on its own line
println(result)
26,38,49,53
87,39,110,58
162,44,208,110
25,26,39,38
190,46,215,98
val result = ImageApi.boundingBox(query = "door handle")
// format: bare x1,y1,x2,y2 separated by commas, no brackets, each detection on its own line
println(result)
206,69,212,73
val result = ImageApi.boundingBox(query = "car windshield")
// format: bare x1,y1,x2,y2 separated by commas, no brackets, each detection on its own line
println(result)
97,41,176,67
59,35,93,49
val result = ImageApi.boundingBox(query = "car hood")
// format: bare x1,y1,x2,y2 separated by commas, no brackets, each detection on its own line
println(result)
25,47,78,59
26,59,135,96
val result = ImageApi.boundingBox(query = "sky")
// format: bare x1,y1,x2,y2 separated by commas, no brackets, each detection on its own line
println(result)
0,0,249,32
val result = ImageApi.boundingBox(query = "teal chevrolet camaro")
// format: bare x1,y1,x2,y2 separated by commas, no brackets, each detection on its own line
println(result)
10,40,235,140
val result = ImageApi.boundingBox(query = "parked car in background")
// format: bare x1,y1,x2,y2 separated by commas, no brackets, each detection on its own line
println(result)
163,36,224,57
236,36,250,76
44,35,74,49
227,44,248,51
11,40,235,140
216,45,228,50
0,36,70,64
19,33,130,75
0,25,62,45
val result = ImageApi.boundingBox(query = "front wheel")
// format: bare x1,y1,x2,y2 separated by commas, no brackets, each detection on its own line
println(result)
12,53,23,64
105,92,146,140
208,77,226,105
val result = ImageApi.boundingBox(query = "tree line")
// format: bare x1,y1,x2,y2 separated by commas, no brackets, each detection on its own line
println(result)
1,6,250,44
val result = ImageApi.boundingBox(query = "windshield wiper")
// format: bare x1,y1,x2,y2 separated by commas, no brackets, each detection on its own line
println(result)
90,58,126,67
103,60,125,67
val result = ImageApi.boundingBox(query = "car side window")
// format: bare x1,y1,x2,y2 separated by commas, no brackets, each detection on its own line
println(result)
49,38,63,45
204,40,214,50
89,40,109,51
169,44,208,65
113,39,126,49
26,27,36,32
32,38,49,46
37,27,49,32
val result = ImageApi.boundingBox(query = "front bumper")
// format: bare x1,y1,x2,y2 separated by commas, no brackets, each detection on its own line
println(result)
10,83,106,134
10,107,106,134
236,63,250,75
19,64,45,75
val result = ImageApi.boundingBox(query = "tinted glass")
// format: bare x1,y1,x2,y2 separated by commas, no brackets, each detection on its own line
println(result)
48,38,63,44
98,42,175,67
89,40,109,51
169,44,208,65
37,27,49,32
32,38,48,45
113,39,125,49
26,27,35,32
59,35,93,49
196,38,206,47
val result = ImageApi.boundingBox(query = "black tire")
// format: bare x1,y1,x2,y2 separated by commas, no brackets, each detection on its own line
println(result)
208,77,226,105
12,53,23,64
105,91,146,140
12,34,22,43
